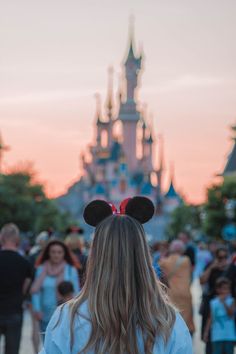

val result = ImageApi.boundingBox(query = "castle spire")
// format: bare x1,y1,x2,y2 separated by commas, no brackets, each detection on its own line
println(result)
156,135,164,198
146,113,154,145
124,16,142,65
94,93,102,125
126,15,136,62
106,66,114,120
165,162,179,199
158,134,164,171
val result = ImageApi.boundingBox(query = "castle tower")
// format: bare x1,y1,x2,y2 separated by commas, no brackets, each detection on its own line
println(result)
145,131,154,174
118,20,142,172
95,94,109,149
95,94,103,148
105,66,114,148
140,112,154,175
141,118,147,159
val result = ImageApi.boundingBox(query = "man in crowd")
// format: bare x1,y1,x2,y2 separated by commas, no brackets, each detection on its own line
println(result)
0,223,33,354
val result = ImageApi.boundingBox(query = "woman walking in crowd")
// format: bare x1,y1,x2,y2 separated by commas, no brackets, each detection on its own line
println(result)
159,239,195,335
31,240,80,341
40,197,193,354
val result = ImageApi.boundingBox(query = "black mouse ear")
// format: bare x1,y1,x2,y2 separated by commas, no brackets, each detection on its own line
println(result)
83,200,113,227
125,196,155,224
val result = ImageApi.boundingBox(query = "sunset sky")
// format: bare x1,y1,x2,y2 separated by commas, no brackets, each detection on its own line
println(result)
1,0,236,204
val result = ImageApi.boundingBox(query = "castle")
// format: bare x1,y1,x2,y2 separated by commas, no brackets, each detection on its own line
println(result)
57,26,181,222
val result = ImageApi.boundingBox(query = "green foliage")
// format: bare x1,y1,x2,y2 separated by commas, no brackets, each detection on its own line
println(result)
203,179,236,238
166,204,201,239
0,172,73,233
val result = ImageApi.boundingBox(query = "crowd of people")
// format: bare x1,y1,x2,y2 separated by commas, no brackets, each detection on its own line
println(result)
0,197,235,354
151,235,236,354
0,224,87,354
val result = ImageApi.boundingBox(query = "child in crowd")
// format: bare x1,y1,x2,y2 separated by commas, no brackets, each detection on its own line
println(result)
203,277,236,354
57,281,74,305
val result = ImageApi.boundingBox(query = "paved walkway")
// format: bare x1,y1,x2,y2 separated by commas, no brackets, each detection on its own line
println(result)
10,280,230,353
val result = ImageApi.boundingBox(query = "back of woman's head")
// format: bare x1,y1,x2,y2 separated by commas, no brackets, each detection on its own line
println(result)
70,214,175,354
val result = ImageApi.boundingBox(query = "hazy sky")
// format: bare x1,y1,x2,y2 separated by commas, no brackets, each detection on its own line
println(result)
1,0,236,203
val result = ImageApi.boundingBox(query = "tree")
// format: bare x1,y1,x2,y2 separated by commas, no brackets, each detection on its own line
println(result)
0,171,73,233
203,179,236,239
166,204,201,239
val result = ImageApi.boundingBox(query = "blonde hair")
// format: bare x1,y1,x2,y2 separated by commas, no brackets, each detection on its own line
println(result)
65,233,84,251
69,215,175,353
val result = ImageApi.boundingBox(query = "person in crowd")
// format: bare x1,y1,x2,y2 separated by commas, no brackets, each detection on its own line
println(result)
194,242,213,279
0,223,33,354
27,231,50,354
203,277,236,354
40,197,193,354
31,240,80,339
178,231,196,271
57,281,74,304
159,239,195,335
199,247,235,354
208,241,219,259
28,231,49,269
65,232,87,287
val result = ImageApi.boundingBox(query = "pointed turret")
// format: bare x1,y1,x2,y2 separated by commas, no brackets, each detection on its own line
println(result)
163,164,181,214
122,18,142,103
165,164,179,199
106,66,114,119
125,37,136,63
105,67,114,148
117,20,143,172
158,135,164,173
140,105,147,158
146,132,153,145
156,135,164,210
124,16,142,69
94,93,103,126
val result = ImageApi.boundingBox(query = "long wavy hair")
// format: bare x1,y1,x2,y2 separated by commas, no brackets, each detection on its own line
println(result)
69,215,176,354
35,239,81,269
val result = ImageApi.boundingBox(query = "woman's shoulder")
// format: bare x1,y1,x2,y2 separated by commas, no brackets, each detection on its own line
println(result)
49,300,90,330
42,301,91,353
165,312,193,354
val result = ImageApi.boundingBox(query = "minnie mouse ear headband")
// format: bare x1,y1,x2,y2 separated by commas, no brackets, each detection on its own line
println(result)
83,196,155,227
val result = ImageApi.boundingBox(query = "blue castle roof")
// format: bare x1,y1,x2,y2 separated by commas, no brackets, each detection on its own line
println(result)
165,180,179,199
94,183,106,195
141,180,153,195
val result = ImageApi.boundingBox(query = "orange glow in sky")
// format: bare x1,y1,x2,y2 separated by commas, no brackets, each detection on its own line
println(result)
1,1,236,204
